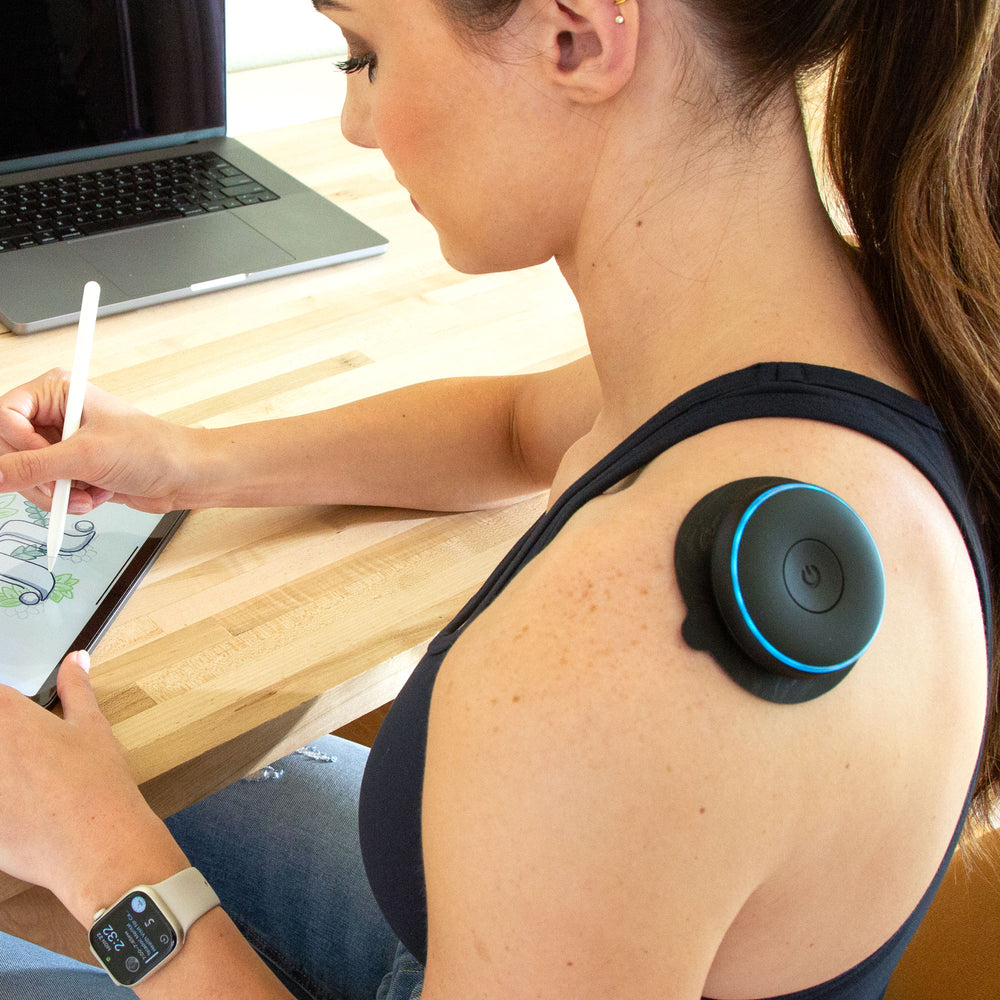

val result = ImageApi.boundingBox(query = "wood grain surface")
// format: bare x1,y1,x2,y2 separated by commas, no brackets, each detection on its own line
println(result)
0,113,587,920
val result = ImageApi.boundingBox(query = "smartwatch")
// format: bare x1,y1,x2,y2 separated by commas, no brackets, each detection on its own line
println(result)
89,867,220,987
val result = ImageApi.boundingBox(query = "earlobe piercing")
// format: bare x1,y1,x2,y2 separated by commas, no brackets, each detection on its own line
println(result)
614,0,628,24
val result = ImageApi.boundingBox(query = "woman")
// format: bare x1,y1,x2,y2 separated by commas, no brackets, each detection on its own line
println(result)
0,0,996,998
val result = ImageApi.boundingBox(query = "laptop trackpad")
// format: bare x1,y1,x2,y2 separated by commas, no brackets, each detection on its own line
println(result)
76,213,294,297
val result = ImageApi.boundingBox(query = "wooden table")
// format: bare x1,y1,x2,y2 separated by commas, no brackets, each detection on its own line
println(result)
0,114,587,923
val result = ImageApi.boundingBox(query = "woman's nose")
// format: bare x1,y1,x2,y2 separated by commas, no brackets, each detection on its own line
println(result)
340,88,378,149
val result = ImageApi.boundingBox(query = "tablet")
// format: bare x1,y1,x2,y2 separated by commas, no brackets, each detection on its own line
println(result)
0,491,187,706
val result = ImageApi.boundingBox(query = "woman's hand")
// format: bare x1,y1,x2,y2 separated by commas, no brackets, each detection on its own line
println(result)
0,369,192,514
0,652,189,926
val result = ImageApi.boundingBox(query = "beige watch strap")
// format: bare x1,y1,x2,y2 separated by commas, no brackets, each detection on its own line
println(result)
153,867,220,935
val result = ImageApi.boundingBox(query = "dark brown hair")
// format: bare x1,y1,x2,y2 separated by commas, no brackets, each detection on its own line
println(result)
691,1,1000,837
437,0,1000,833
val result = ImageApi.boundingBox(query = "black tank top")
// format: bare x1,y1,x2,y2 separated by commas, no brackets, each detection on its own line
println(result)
359,362,991,999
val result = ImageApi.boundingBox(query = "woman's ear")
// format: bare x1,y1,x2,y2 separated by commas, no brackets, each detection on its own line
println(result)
539,0,639,102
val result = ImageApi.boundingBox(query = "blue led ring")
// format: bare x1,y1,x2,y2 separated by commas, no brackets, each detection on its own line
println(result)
728,483,884,675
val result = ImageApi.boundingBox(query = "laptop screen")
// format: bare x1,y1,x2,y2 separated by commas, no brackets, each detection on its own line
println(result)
2,0,226,174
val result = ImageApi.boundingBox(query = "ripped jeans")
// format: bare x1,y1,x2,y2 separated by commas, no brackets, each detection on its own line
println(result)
0,736,424,1000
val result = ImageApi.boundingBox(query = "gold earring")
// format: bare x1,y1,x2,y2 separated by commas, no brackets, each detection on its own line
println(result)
614,0,628,24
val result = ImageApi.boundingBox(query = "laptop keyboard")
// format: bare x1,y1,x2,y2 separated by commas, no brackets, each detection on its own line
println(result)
0,152,279,254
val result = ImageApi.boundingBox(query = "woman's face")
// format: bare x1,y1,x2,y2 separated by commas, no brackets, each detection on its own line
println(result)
314,0,596,274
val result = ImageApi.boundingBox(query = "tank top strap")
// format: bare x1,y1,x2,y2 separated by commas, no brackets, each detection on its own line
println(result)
434,362,986,648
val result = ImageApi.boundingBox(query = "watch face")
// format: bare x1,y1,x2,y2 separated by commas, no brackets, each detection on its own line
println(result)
89,891,178,986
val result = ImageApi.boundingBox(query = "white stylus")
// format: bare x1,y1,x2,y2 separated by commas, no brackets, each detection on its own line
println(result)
46,281,100,573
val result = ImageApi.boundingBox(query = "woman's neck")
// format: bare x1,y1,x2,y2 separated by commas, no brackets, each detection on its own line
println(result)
555,86,904,441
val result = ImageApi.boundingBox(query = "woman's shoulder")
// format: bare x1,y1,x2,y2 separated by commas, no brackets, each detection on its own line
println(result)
422,415,988,998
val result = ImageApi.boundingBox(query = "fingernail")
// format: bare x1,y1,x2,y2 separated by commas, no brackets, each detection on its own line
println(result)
39,484,53,499
74,650,91,674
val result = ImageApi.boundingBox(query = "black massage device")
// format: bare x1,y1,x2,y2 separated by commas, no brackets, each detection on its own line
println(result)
674,477,885,703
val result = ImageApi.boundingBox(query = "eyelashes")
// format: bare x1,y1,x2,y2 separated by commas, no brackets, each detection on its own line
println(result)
335,52,377,83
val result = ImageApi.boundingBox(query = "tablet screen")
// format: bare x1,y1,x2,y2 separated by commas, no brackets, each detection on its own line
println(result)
0,492,186,705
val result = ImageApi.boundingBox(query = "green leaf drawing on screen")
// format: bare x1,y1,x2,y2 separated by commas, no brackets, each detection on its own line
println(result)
10,544,46,563
0,495,18,523
25,503,49,527
49,574,78,603
0,585,28,608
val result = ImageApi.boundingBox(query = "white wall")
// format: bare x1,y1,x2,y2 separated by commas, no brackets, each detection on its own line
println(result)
226,0,346,72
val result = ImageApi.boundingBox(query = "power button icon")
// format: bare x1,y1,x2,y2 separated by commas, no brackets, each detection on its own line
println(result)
783,539,844,613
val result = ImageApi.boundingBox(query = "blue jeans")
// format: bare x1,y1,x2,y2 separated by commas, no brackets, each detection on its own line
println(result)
0,736,423,1000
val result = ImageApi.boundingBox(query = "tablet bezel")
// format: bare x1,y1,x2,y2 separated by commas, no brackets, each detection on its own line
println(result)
30,508,188,708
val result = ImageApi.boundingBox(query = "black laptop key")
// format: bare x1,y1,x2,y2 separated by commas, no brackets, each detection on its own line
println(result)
222,181,265,198
77,206,182,236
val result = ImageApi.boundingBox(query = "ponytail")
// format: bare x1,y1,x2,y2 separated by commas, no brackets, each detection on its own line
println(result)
687,0,1000,833
825,1,1000,834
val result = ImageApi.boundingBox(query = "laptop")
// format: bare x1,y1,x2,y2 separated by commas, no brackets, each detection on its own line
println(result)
0,0,387,335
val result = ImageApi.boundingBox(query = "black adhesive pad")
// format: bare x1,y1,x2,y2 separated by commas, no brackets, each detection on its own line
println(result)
674,478,856,704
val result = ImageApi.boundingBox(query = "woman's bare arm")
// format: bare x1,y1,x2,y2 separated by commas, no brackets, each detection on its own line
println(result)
0,357,600,514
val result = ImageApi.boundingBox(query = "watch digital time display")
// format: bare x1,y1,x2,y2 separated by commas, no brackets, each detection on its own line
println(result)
88,891,178,986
